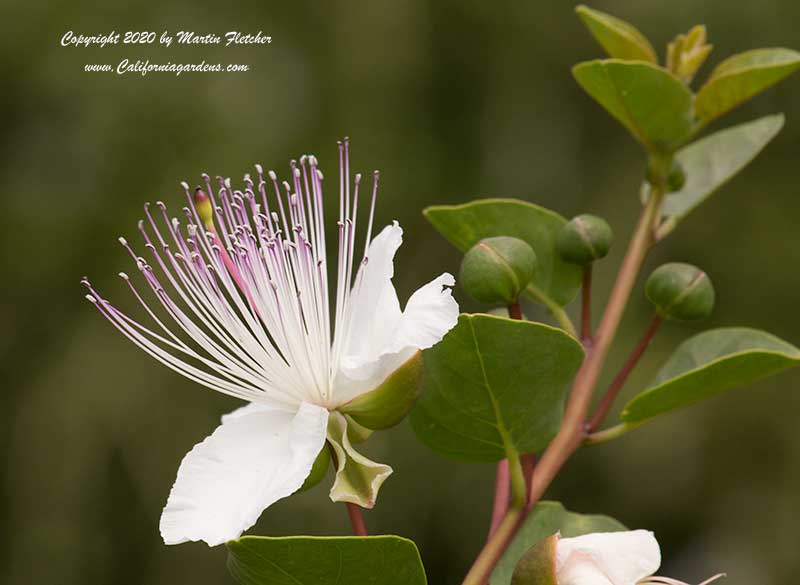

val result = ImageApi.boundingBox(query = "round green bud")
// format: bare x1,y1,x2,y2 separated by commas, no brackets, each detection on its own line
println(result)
666,160,686,192
645,262,715,321
459,236,537,305
556,214,613,265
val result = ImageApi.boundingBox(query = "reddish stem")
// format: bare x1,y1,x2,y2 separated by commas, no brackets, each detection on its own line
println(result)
346,503,368,536
586,314,663,433
581,266,593,343
521,454,536,511
488,460,510,538
508,302,522,320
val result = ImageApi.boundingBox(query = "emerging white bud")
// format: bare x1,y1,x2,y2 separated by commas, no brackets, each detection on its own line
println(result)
513,531,724,585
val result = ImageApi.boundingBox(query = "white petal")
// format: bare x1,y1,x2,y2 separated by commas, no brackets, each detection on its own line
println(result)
556,530,661,585
335,224,458,404
219,400,273,423
388,272,459,353
159,402,328,546
341,222,404,363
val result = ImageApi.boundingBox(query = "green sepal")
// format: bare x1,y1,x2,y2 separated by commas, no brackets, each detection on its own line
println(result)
296,447,331,493
575,5,657,63
340,351,424,430
344,414,374,444
511,534,558,585
326,411,392,508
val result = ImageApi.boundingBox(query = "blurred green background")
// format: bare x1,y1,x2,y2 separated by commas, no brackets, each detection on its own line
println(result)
2,1,800,583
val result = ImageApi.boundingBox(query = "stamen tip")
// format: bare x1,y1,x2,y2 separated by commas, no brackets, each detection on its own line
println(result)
118,236,128,246
255,163,264,174
180,181,190,190
268,170,277,181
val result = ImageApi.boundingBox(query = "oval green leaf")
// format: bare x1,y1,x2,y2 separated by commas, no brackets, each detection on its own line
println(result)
424,199,583,307
654,114,784,236
621,327,800,424
575,5,657,63
695,48,800,123
410,314,584,462
572,59,694,152
490,501,626,585
227,535,427,585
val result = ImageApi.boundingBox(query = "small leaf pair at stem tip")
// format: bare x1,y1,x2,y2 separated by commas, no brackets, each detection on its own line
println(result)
575,4,800,151
667,25,713,84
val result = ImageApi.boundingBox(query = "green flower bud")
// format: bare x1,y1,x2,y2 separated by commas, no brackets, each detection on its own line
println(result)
645,262,715,321
339,351,424,430
296,447,331,493
666,161,686,192
557,214,613,265
459,236,537,305
511,533,558,585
